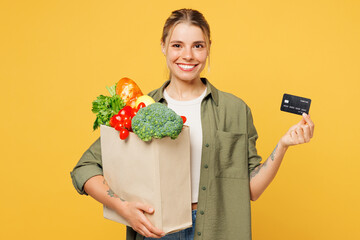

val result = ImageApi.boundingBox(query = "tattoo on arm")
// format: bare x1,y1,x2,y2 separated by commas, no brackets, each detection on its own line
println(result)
250,144,278,180
270,144,278,161
103,179,125,201
107,189,125,201
250,164,262,180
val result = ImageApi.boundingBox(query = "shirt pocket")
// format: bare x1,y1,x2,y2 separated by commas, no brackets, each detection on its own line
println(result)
215,130,248,179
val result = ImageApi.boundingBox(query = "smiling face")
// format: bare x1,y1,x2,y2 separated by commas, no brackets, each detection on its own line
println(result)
162,23,208,83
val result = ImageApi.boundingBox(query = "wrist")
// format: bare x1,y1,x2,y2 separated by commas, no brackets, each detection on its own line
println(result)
278,139,289,152
114,199,128,215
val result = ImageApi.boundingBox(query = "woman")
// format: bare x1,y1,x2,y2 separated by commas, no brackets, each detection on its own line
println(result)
71,9,314,240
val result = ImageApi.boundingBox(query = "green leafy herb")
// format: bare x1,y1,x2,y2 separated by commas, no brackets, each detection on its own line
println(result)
91,84,125,130
106,85,116,97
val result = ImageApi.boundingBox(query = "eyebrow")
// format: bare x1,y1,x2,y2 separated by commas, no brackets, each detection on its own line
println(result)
170,40,206,44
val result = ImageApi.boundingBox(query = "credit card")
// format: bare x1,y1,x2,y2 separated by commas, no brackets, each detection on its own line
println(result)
280,93,311,115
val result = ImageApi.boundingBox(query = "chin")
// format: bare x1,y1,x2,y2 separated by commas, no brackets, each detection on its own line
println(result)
172,71,202,82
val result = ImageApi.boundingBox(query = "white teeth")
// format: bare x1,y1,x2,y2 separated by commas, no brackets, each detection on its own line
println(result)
178,64,195,69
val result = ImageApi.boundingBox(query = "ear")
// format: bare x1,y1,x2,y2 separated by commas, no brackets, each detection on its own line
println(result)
161,42,165,55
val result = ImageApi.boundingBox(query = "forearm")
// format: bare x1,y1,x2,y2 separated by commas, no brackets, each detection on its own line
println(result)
84,175,127,215
249,113,314,201
249,141,288,201
84,175,164,237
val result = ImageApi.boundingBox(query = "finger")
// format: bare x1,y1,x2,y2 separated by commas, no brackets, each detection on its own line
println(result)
298,113,307,126
135,203,164,237
302,113,315,137
139,225,161,239
134,227,146,238
302,124,311,142
136,202,155,214
295,127,305,144
133,221,161,239
290,130,297,145
141,216,165,237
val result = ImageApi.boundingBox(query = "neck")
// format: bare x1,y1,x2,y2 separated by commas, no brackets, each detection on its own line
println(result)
166,78,206,101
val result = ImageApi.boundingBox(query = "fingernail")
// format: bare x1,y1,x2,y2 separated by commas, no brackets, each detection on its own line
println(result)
302,113,307,117
149,208,154,212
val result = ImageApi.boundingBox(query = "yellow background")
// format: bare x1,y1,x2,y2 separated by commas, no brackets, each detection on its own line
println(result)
1,0,359,239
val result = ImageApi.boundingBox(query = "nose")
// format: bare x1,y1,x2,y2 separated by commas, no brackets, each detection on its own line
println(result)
181,47,194,61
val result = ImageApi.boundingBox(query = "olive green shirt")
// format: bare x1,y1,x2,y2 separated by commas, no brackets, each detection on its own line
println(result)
70,78,262,240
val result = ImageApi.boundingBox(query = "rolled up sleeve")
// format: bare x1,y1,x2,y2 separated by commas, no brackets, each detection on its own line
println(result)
246,106,262,174
70,138,103,195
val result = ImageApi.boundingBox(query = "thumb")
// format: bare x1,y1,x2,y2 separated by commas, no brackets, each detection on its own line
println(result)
137,203,155,214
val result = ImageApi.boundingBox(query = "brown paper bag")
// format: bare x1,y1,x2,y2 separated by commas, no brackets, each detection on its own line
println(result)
100,125,192,234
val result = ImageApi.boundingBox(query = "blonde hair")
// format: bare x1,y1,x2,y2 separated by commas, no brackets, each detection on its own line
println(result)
161,9,211,58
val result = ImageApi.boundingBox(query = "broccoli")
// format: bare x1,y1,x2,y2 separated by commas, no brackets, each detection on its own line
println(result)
131,103,184,141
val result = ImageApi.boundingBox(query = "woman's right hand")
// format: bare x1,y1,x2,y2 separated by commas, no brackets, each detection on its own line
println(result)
84,176,165,238
120,201,165,238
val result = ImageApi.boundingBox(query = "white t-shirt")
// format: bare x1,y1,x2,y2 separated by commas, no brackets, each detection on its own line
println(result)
164,88,207,203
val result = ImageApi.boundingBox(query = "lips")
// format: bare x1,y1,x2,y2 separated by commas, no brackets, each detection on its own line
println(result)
177,63,198,71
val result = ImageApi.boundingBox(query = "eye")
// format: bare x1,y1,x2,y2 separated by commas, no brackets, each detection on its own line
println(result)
194,44,204,49
172,44,181,48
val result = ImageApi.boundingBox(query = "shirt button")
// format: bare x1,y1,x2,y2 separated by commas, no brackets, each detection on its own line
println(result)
197,232,202,236
200,210,204,215
202,186,206,191
204,164,208,169
205,143,209,147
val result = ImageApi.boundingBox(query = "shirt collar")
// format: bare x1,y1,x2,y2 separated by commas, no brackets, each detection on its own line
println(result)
152,78,219,106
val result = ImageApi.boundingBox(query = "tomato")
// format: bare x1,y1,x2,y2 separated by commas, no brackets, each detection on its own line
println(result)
119,108,127,117
124,119,132,130
114,115,122,122
137,102,146,111
110,114,122,128
115,122,124,131
122,115,130,122
119,128,129,140
181,116,187,124
109,116,117,127
129,107,136,118
119,106,133,117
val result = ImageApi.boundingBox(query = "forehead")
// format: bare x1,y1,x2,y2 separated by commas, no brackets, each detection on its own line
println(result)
169,23,205,42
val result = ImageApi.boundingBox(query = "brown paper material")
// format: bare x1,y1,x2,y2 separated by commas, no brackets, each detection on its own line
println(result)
100,125,192,234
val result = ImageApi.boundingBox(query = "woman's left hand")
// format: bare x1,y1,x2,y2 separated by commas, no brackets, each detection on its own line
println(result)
280,113,315,148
